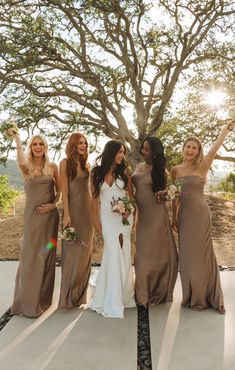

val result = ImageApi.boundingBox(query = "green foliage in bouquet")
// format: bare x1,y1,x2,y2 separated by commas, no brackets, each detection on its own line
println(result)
0,121,19,140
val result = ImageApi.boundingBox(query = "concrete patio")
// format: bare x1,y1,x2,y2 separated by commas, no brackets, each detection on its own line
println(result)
0,262,234,370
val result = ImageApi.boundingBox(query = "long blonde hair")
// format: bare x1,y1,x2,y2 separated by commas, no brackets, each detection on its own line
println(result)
26,135,50,178
183,136,204,165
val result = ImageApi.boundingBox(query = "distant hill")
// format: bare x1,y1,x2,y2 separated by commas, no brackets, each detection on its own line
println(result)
0,159,24,190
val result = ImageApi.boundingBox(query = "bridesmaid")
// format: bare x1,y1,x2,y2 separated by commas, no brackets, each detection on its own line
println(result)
9,129,60,317
58,133,94,308
171,121,234,313
133,137,178,306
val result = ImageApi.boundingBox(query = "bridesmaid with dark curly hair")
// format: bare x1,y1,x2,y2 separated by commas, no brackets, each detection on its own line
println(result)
133,137,178,307
58,132,94,308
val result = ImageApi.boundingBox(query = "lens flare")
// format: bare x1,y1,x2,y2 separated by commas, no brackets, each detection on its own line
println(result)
204,90,227,108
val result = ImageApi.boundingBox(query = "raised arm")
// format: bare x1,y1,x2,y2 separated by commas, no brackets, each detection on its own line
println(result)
202,121,234,172
7,128,28,178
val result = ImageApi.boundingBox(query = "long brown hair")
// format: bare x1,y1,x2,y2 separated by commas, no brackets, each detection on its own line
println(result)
65,132,89,179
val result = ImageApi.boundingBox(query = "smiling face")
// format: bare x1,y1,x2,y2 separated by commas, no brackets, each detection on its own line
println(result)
77,136,87,156
141,140,153,161
31,137,46,158
183,140,200,162
114,145,125,166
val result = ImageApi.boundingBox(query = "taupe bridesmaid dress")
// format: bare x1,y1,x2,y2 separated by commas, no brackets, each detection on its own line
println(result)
133,165,178,306
178,175,225,313
58,171,94,308
11,176,59,317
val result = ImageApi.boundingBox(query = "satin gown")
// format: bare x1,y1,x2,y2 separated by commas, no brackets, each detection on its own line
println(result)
11,176,59,317
177,175,225,313
58,171,94,308
133,164,178,306
89,178,135,318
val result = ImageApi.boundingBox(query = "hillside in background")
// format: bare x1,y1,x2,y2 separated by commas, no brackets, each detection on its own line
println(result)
0,159,232,191
0,160,24,190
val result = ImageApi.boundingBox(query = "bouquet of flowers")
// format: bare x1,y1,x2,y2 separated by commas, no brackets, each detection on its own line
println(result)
155,181,184,202
110,196,136,225
62,227,79,242
0,120,19,139
62,226,87,247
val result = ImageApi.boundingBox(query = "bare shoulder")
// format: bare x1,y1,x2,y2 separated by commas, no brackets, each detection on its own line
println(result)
49,161,58,168
135,162,144,170
48,162,58,171
171,165,182,179
60,158,67,168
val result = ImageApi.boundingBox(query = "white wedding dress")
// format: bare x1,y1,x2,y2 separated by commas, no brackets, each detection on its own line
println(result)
90,178,135,318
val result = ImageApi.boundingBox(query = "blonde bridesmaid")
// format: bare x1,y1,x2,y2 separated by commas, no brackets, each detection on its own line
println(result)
172,121,234,313
9,128,60,317
58,133,94,308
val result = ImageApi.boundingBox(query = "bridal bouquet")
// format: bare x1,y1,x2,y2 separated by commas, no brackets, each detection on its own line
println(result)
0,120,19,139
155,182,184,202
110,196,136,225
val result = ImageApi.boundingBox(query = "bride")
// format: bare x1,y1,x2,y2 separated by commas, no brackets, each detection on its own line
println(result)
89,140,135,318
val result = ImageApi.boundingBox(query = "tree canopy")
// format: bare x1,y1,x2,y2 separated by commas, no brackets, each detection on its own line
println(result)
0,0,234,163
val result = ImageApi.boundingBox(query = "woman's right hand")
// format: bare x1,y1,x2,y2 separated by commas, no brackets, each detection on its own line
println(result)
6,127,18,138
63,214,71,228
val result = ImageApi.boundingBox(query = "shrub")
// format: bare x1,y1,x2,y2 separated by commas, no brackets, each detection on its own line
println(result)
0,175,19,215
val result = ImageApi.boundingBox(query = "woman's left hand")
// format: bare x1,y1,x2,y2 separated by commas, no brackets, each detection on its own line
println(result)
36,203,56,213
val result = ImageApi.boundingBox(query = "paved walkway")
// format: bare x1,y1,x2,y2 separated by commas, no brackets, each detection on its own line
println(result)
149,272,235,370
0,262,235,370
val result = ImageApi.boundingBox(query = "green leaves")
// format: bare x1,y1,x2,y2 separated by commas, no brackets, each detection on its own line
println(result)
0,175,19,216
0,0,234,165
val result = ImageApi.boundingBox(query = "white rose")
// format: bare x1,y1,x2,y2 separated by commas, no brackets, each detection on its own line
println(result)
169,184,177,193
